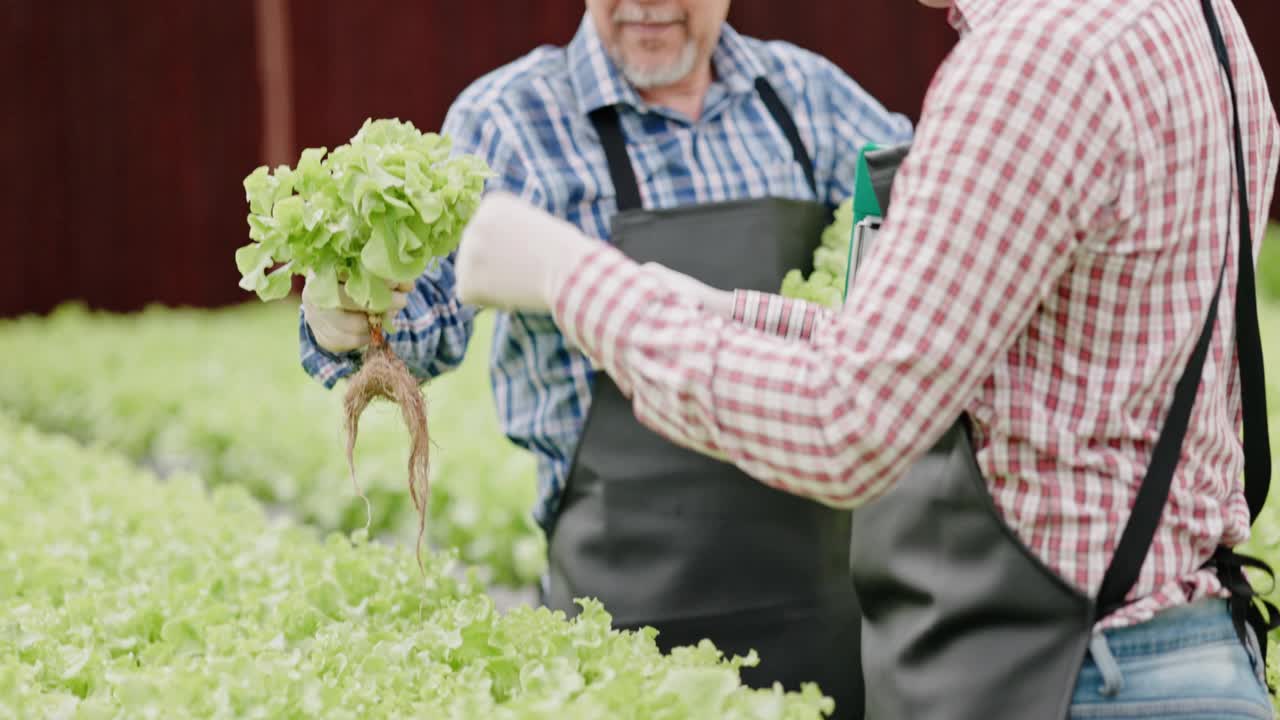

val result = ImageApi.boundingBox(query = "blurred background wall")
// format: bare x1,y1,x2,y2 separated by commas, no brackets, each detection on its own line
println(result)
3,0,1278,317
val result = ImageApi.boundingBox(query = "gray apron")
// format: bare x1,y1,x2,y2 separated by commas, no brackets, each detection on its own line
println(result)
547,78,866,719
849,3,1276,717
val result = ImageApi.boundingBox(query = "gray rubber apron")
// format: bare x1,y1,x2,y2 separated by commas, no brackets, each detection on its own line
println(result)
547,78,866,719
849,3,1276,717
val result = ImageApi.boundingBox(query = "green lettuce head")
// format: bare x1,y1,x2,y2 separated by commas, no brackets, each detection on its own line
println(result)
236,119,493,314
779,197,854,309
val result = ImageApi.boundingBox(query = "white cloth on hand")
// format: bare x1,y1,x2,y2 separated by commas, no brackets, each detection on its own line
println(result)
302,275,410,354
455,191,598,313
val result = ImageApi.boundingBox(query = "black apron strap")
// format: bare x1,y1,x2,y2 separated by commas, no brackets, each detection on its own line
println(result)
1197,0,1280,669
1096,0,1272,620
1204,2,1272,521
587,77,821,214
754,76,819,199
588,106,644,212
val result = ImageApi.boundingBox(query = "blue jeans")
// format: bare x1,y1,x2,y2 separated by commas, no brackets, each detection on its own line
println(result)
1070,598,1273,719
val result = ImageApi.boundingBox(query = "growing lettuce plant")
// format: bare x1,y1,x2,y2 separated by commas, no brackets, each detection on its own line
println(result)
236,118,492,565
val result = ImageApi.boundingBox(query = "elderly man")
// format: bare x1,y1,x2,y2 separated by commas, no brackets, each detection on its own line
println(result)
298,1,912,715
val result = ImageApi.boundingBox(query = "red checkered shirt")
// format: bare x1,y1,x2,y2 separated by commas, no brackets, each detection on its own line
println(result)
553,0,1280,629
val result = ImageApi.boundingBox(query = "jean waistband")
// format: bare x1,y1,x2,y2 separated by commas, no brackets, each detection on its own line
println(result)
1098,598,1240,658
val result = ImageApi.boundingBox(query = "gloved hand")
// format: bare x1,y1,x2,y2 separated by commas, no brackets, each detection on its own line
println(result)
455,192,599,313
302,275,412,354
638,262,736,319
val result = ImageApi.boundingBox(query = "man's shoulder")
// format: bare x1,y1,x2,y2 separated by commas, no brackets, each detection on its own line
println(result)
733,30,902,131
963,0,1148,63
448,44,576,123
736,33,846,90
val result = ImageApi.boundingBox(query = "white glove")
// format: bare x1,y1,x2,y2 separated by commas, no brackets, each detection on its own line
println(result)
455,192,598,313
302,275,411,354
638,262,736,319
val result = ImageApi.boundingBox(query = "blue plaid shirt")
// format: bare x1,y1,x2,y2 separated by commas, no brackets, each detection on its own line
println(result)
300,16,913,531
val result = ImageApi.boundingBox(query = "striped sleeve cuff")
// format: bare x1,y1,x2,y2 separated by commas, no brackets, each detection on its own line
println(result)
731,290,822,341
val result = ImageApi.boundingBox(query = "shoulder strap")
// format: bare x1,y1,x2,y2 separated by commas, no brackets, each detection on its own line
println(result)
588,106,644,213
754,77,820,199
1205,3,1271,521
1096,0,1271,616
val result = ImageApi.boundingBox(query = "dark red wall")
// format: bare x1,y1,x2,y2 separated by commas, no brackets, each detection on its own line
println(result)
2,0,262,318
3,1,1277,317
285,2,957,152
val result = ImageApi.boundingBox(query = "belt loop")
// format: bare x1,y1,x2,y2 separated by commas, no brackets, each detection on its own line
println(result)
1088,631,1125,698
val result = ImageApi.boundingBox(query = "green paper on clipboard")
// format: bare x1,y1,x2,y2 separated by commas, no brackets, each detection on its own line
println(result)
842,142,912,302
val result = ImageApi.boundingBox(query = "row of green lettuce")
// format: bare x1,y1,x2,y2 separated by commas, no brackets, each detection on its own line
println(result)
0,222,1276,706
0,302,545,587
0,220,1275,587
0,413,834,719
1261,222,1280,301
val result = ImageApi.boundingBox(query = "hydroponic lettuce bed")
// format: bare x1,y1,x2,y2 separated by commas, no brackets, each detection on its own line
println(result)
0,414,834,719
2,279,1278,715
0,303,544,588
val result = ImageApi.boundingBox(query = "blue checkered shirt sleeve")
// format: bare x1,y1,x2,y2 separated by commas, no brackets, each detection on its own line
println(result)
297,103,544,388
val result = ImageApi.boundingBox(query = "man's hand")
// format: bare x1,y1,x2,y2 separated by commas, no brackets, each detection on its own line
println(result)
455,192,598,313
302,275,411,354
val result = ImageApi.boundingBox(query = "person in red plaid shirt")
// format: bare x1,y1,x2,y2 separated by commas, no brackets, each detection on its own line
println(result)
456,0,1279,717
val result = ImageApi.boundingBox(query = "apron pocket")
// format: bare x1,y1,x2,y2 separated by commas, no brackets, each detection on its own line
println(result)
602,469,853,622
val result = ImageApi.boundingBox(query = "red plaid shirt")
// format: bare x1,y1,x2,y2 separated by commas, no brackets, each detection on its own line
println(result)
553,0,1279,628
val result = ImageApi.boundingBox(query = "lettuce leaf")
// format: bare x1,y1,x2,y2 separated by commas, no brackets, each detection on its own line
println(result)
0,414,837,719
779,197,853,309
236,119,493,314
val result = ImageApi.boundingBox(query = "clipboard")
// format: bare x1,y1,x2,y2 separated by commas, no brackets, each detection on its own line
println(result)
842,142,911,302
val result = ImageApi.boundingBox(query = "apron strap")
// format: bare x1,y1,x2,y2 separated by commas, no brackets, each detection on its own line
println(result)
1096,0,1271,617
588,105,644,212
1206,2,1271,522
587,77,821,213
753,77,820,199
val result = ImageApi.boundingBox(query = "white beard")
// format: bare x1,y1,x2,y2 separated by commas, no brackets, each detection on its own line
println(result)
613,38,699,90
608,2,699,90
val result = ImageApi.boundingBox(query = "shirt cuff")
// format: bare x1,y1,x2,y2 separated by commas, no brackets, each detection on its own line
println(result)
299,311,361,389
731,290,823,341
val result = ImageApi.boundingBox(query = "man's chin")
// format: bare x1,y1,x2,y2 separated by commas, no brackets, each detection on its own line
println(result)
616,43,699,90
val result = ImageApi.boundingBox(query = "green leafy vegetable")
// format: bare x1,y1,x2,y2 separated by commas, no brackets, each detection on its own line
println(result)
0,303,544,587
235,119,495,562
236,119,491,313
0,415,836,718
1258,222,1280,301
779,198,853,309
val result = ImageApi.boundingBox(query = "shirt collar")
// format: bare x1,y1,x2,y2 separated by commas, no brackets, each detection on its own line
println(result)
949,0,1003,35
568,14,766,117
